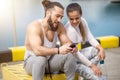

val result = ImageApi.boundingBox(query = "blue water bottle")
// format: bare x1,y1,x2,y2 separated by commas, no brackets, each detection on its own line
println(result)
99,60,108,80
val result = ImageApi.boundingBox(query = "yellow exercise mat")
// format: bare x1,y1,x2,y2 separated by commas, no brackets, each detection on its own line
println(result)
97,36,119,48
1,63,78,80
9,46,26,61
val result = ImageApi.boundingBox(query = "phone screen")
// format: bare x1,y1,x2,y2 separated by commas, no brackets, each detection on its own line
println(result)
69,43,76,48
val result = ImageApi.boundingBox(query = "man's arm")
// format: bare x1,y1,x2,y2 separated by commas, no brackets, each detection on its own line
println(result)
26,21,58,56
57,23,77,54
58,23,72,45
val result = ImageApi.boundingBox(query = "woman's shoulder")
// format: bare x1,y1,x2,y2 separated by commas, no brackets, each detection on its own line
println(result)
64,21,70,29
81,17,87,23
81,17,88,27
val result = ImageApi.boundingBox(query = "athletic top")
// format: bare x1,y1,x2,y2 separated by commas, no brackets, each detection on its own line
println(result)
65,17,99,66
24,19,58,60
40,19,57,48
65,17,99,47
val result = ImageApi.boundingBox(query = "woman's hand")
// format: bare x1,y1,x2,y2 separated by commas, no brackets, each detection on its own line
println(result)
98,47,105,60
96,45,105,60
90,63,102,77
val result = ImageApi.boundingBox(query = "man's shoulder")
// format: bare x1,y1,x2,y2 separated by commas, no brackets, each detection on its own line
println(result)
29,19,40,26
27,20,42,33
57,22,65,33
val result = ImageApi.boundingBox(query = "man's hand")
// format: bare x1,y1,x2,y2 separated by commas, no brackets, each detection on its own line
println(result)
59,43,72,55
70,47,78,54
59,43,78,54
69,43,78,53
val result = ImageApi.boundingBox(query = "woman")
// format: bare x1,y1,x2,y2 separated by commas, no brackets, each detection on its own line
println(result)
65,3,105,80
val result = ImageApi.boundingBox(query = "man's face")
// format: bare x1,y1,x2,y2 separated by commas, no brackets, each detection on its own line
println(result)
68,11,82,27
47,16,56,31
47,6,64,31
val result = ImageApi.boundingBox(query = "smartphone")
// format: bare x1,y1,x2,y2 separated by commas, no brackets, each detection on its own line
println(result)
69,43,76,48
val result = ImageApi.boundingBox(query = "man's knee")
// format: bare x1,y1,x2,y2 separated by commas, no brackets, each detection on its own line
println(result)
66,53,75,60
65,53,76,65
34,56,47,66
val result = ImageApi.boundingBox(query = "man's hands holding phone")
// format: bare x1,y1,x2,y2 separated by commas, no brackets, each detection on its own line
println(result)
58,43,78,55
69,43,76,48
69,43,78,53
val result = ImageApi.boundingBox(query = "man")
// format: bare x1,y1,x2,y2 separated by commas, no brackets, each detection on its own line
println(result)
23,0,76,80
65,3,105,80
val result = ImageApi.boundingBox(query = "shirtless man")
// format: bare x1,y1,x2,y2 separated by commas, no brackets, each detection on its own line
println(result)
23,0,76,80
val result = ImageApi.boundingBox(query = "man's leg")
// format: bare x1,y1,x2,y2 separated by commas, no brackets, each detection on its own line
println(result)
49,53,76,80
24,55,47,80
64,53,76,80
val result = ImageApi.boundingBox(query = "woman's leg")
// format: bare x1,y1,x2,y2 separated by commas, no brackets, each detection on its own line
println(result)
81,47,99,65
76,47,100,80
76,63,99,80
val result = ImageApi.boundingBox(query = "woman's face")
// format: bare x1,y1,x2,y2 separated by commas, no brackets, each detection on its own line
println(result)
68,11,82,27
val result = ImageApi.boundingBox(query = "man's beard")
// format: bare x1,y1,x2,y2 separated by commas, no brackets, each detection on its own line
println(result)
47,16,59,31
